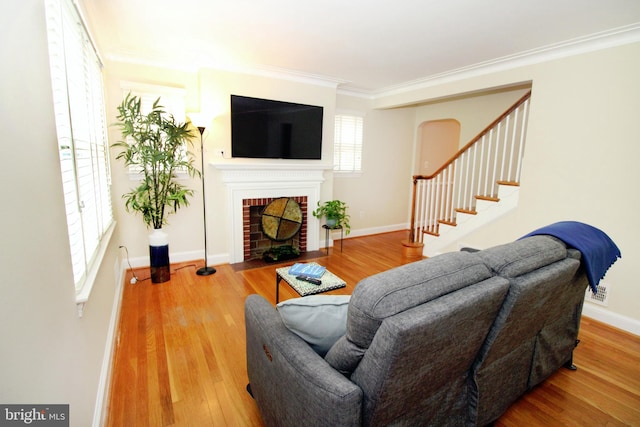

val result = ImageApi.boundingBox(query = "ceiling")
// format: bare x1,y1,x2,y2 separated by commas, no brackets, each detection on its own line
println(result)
81,0,640,95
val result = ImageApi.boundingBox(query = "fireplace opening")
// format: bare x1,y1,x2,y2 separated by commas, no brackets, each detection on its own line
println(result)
243,196,307,261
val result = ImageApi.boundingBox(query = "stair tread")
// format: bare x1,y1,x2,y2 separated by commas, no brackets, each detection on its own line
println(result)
476,195,500,202
497,180,520,186
455,208,477,215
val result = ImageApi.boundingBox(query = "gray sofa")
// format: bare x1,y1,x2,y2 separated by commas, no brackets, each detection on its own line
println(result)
245,235,590,426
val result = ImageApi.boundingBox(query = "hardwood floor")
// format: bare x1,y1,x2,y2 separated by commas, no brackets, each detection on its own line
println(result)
106,231,640,426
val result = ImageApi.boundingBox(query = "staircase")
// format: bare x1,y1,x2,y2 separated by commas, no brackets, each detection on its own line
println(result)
408,91,531,257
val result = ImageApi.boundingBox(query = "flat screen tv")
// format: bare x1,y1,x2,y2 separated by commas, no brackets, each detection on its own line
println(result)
230,95,323,159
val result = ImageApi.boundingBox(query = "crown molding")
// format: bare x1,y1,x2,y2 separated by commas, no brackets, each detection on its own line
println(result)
337,86,375,100
105,23,640,100
105,52,346,89
371,23,640,100
222,63,347,89
105,52,199,72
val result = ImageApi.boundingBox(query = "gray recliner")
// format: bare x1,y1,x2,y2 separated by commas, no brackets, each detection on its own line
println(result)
246,251,510,426
245,236,591,427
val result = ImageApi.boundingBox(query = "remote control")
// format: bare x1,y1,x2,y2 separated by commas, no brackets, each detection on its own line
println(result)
297,275,322,285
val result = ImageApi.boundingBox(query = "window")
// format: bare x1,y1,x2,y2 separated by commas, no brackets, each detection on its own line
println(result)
120,83,186,122
45,0,114,308
334,113,364,174
118,83,188,176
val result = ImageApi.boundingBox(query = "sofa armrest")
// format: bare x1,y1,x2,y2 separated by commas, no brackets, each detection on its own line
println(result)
245,294,362,427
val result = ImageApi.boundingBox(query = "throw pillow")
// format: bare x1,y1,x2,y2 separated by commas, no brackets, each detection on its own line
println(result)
277,295,351,356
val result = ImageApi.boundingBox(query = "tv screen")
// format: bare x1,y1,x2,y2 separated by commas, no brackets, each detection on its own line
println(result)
230,95,323,159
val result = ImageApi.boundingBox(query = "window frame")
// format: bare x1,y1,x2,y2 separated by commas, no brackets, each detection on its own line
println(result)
118,82,190,179
333,111,365,176
45,0,114,315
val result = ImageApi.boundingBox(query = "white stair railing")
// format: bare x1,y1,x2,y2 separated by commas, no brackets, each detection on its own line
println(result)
410,91,531,243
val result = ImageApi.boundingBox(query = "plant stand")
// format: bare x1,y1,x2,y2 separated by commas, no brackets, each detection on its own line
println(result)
323,224,343,254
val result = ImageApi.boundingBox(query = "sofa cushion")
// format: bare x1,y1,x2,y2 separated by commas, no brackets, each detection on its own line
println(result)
277,295,350,356
475,235,567,278
325,251,492,375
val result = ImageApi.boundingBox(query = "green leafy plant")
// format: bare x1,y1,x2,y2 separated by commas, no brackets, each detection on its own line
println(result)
312,200,350,235
262,245,301,262
112,93,201,229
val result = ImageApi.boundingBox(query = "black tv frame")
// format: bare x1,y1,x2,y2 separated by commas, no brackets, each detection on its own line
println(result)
230,95,323,160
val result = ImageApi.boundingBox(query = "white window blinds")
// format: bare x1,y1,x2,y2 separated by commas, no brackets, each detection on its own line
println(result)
119,83,188,175
120,83,186,122
334,114,364,173
45,0,114,295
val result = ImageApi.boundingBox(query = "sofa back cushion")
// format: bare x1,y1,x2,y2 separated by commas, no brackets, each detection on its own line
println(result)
325,251,493,376
475,235,567,277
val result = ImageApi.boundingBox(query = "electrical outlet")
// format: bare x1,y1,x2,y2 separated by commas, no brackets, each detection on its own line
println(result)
214,149,225,157
360,210,365,219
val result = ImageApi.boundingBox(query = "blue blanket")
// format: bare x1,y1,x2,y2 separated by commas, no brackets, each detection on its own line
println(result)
520,221,621,293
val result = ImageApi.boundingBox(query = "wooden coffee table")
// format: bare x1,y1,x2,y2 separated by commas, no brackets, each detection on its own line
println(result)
275,262,347,303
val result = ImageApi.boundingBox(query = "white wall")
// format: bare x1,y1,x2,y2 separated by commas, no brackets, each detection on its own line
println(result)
0,1,121,425
377,43,640,332
333,94,416,235
414,87,531,149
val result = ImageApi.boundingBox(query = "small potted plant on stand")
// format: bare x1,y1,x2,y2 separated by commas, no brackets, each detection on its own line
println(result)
113,93,200,283
312,200,351,235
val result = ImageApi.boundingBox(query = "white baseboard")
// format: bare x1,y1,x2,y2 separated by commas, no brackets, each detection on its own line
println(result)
583,302,640,336
320,223,409,247
92,259,126,427
127,250,230,269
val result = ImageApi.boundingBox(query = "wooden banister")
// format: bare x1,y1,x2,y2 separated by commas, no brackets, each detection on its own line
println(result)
409,90,531,244
412,90,532,181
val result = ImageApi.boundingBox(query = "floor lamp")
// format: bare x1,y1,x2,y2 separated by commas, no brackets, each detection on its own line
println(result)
196,126,216,276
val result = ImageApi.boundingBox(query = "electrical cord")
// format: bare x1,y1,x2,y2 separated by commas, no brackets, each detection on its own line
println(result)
119,245,146,284
119,246,198,284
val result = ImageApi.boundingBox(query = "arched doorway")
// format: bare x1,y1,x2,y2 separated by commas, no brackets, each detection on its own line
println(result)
416,119,460,175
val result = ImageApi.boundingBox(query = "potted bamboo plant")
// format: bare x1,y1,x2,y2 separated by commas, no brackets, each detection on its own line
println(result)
113,93,200,283
312,200,351,235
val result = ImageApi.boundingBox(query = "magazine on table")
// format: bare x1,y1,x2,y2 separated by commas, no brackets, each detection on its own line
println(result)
288,263,326,279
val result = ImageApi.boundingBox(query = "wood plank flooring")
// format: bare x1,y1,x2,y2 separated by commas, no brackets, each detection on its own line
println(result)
105,231,640,426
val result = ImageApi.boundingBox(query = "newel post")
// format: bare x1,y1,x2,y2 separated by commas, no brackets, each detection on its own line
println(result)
409,176,418,243
401,177,425,258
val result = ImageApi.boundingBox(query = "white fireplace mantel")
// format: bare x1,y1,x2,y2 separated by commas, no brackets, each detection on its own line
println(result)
214,161,332,182
213,161,332,263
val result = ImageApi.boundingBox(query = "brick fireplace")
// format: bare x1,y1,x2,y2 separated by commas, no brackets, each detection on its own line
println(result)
243,196,308,260
214,162,329,263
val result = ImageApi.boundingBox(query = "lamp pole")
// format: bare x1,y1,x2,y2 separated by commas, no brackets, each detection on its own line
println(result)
196,126,216,276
